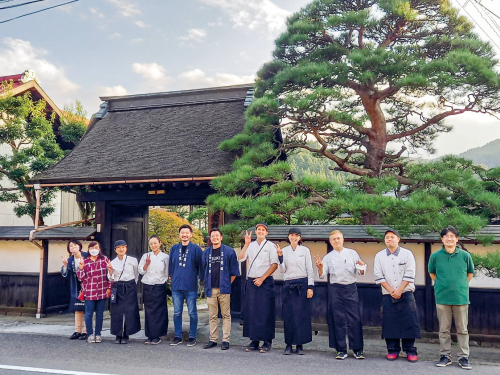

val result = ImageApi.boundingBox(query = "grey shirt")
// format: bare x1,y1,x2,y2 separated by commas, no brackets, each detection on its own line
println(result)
374,247,416,295
239,239,279,278
278,245,314,287
318,247,365,285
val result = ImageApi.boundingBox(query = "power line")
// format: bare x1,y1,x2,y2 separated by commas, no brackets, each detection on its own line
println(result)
0,0,78,24
458,1,500,50
470,0,500,41
0,1,47,11
477,1,500,21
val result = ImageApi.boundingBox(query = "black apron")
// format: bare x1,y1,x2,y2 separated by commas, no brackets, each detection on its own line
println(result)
143,283,168,339
110,279,141,336
243,277,276,341
381,292,421,339
282,277,312,345
327,282,364,351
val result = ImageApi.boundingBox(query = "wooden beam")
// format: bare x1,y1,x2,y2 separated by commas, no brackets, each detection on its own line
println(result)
424,242,434,332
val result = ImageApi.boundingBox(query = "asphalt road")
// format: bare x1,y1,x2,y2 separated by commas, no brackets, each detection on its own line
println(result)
0,333,498,375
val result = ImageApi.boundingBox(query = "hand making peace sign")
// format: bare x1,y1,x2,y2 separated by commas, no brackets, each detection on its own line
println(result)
274,244,283,257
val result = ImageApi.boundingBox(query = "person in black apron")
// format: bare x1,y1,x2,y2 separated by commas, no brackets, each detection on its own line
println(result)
276,227,314,355
61,239,88,340
238,223,279,353
139,235,169,345
314,229,367,360
374,229,420,362
107,240,141,344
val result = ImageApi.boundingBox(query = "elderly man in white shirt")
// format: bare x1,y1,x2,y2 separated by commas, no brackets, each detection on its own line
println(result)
139,235,170,345
238,222,278,353
315,229,366,360
374,229,420,363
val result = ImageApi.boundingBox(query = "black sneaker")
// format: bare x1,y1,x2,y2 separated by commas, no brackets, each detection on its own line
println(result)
284,345,292,355
245,341,260,352
458,357,472,370
436,355,452,367
296,345,304,355
151,338,161,345
114,336,121,344
187,338,197,347
144,338,152,345
336,351,347,360
354,350,365,359
79,333,88,341
69,332,81,340
121,336,129,344
170,337,182,346
221,341,230,350
204,341,217,349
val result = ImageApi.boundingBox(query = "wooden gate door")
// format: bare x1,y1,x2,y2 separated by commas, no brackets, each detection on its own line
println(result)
110,204,149,306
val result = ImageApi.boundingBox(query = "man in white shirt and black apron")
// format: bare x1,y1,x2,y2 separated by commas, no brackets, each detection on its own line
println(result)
238,223,278,353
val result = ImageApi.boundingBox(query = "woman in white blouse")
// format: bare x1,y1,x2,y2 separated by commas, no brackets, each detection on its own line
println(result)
275,227,314,355
138,235,170,345
107,240,141,344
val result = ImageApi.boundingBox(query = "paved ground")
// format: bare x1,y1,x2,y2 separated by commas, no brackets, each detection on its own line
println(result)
0,305,499,374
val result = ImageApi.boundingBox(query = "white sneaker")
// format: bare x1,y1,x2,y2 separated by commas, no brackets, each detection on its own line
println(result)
87,334,96,344
95,335,102,343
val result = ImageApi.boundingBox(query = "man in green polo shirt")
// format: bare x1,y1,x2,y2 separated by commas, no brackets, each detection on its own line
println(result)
428,226,474,370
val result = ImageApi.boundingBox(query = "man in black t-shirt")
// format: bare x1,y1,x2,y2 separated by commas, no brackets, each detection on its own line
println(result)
201,228,240,350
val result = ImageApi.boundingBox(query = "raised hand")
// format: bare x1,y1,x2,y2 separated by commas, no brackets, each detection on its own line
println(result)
61,256,68,267
244,230,252,246
274,244,283,257
106,259,113,274
313,255,323,269
144,254,151,270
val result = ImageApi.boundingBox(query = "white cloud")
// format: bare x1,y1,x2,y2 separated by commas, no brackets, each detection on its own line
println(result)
106,0,141,17
131,62,173,90
179,28,207,42
58,4,72,13
99,85,129,97
178,69,255,88
109,33,121,39
199,0,289,33
0,38,79,94
89,8,105,18
131,38,143,44
134,20,149,28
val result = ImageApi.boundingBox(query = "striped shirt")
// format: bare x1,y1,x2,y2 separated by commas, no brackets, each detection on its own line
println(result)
77,256,112,300
374,247,416,295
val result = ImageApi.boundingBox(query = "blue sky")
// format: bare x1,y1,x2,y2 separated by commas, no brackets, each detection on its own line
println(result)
1,0,500,157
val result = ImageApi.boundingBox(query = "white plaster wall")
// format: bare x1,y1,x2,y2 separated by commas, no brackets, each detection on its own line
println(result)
0,240,40,273
0,240,92,274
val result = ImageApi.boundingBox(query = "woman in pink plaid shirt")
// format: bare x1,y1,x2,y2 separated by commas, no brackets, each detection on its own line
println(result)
77,241,112,344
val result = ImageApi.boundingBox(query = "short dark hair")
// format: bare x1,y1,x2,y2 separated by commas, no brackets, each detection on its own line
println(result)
149,235,160,242
179,224,193,233
210,228,223,236
67,239,82,254
440,226,459,238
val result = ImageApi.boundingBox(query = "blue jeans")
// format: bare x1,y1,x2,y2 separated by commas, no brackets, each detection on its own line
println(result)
84,299,106,336
172,290,198,339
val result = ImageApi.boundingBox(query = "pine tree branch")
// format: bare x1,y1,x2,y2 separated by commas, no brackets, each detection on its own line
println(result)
358,26,365,49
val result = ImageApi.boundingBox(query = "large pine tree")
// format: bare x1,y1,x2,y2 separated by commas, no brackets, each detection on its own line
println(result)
208,0,500,243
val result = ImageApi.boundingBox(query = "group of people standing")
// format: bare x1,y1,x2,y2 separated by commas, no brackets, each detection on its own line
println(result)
61,223,474,370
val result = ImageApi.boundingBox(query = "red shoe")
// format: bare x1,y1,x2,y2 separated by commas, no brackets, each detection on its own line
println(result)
386,353,399,361
407,353,418,363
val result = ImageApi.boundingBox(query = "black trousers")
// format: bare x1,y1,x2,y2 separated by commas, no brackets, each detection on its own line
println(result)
328,283,364,351
386,338,417,355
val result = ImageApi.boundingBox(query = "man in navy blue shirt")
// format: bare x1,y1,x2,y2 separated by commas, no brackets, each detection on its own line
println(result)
168,225,203,347
202,228,240,350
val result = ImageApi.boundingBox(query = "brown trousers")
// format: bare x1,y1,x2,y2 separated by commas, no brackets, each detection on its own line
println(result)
207,288,231,343
436,304,470,359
